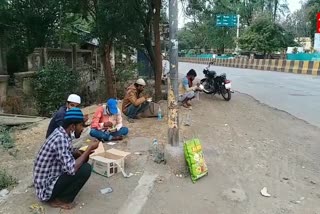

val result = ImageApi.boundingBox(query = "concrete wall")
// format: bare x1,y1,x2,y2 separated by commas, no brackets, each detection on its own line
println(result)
0,37,9,107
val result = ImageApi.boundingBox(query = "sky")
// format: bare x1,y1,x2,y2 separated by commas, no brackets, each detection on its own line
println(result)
178,0,303,28
288,0,303,13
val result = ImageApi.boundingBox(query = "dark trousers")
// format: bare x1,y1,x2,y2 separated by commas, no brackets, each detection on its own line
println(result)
49,163,92,203
125,102,149,119
90,127,129,141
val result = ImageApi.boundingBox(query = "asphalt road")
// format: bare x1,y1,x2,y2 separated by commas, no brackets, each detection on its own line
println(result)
179,62,320,128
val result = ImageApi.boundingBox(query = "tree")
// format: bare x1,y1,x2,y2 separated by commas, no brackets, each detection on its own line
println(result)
0,0,9,75
305,0,320,42
2,0,81,74
179,0,237,53
183,0,289,27
129,0,164,101
238,14,296,57
74,0,164,100
2,0,165,100
153,0,163,101
69,0,141,98
281,8,310,38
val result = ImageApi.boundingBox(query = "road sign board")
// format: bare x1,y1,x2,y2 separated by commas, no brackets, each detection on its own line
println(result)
317,13,320,33
216,14,237,27
314,33,320,51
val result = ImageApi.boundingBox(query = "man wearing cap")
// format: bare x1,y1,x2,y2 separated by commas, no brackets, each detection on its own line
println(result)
34,108,99,210
122,78,151,123
90,98,128,141
46,94,88,138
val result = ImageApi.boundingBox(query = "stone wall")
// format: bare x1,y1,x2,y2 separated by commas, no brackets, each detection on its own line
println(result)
15,45,101,96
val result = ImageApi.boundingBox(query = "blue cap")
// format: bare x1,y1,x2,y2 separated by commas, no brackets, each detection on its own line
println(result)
64,107,84,122
107,98,118,115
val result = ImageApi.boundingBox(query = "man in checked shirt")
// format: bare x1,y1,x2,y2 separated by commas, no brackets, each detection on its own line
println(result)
33,107,99,210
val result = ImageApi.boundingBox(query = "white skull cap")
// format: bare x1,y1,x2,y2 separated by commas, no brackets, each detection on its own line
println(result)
136,78,146,86
67,94,81,104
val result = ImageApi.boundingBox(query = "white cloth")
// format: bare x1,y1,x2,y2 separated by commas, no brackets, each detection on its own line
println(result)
162,60,170,76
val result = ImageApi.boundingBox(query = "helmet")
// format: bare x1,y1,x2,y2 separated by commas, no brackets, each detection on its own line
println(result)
67,94,81,104
136,78,146,86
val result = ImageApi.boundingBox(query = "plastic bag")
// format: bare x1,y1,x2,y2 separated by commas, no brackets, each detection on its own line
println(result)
184,138,208,183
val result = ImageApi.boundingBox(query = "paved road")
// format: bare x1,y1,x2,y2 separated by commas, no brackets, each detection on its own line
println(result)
179,62,320,128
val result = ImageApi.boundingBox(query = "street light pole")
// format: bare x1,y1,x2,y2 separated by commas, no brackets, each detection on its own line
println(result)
236,14,240,52
168,0,179,146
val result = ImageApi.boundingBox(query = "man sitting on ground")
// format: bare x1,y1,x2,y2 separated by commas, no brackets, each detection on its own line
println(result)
34,108,99,210
179,69,201,109
46,94,88,138
122,78,151,123
90,98,128,141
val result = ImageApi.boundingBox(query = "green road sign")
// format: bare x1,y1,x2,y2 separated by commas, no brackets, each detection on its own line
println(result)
216,14,237,27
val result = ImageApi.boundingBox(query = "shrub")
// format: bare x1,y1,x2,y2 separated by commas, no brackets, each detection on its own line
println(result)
32,62,80,117
0,169,17,190
0,126,15,149
114,63,138,99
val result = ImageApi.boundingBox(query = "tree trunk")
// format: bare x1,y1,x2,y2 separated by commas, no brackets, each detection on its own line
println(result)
102,41,116,98
0,33,7,75
261,0,265,11
144,28,156,77
153,0,162,101
143,12,157,82
273,0,278,21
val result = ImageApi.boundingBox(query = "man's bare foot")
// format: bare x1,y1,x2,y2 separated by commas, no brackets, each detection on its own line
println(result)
49,199,76,210
186,100,192,107
182,103,189,109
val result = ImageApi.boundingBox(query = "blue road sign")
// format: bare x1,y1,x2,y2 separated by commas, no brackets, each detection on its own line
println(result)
216,14,237,27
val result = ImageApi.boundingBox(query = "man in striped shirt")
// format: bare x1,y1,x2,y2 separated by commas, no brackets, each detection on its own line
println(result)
33,108,99,210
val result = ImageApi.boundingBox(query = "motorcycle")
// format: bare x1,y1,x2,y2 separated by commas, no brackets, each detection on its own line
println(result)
200,62,232,101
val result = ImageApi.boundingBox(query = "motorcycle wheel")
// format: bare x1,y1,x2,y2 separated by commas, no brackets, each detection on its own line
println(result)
200,79,214,94
221,89,231,101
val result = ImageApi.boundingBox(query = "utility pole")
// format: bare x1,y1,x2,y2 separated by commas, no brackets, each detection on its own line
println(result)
168,0,179,146
236,14,240,53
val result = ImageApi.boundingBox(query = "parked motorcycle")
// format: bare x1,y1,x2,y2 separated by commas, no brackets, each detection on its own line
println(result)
199,62,232,101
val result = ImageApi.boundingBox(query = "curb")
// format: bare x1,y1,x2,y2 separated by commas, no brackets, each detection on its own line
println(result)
180,57,320,76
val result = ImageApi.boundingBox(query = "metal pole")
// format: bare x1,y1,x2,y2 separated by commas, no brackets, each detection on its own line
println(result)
168,0,179,146
236,14,240,52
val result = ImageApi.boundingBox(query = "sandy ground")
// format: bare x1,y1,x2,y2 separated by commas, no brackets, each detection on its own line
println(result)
1,93,320,214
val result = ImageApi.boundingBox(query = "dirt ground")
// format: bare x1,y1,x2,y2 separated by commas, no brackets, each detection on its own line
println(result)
1,92,320,214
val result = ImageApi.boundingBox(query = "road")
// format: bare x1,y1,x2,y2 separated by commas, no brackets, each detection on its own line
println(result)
3,93,320,214
142,94,320,214
179,62,320,128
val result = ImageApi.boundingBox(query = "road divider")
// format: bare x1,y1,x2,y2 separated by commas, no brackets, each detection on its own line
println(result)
179,58,320,76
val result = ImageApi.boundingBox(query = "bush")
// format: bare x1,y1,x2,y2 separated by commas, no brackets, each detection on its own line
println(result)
0,126,15,150
0,169,17,190
114,63,138,99
32,62,80,117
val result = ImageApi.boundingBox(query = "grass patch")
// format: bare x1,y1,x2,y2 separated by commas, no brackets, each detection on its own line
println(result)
0,126,15,149
0,169,17,190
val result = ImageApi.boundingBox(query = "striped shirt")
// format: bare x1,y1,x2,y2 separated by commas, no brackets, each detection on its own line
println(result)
33,127,76,201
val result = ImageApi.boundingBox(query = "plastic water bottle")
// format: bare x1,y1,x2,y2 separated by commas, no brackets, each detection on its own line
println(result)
153,139,158,145
152,139,159,156
157,106,162,120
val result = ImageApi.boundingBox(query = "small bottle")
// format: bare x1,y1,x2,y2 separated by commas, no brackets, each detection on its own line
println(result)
157,106,162,120
152,139,159,155
153,139,158,145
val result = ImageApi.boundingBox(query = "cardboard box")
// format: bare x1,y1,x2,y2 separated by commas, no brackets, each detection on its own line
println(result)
89,143,130,177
